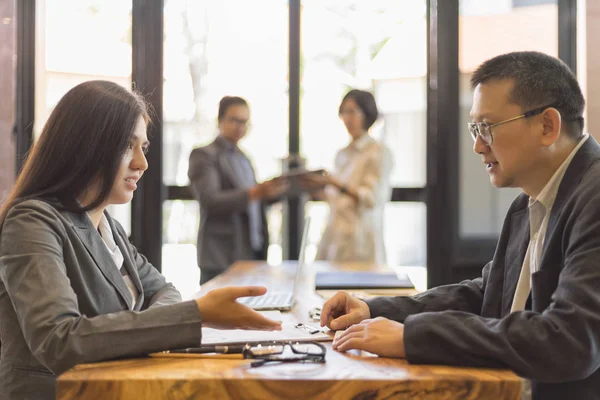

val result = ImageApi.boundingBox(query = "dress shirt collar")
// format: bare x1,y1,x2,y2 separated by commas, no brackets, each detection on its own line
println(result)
216,134,238,152
529,133,589,211
97,213,118,253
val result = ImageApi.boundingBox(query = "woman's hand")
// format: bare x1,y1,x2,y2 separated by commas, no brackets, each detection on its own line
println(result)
298,171,332,191
195,286,282,330
300,172,358,201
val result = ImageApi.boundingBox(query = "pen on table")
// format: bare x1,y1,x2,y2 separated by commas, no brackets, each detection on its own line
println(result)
165,345,245,354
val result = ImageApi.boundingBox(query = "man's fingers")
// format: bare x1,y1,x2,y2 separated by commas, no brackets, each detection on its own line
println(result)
320,303,336,327
322,307,343,329
330,313,356,330
321,310,337,329
334,322,363,339
264,181,289,198
332,326,364,347
320,312,328,328
273,183,289,194
333,329,364,347
320,292,347,327
335,337,366,352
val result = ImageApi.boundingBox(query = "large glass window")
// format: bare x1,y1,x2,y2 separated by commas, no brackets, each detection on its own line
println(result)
305,202,426,268
34,0,133,232
162,0,288,286
300,0,427,266
459,0,558,237
162,200,283,299
161,200,199,299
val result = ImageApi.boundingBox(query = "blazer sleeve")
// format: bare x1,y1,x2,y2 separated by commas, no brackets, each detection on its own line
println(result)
352,144,393,209
112,219,182,309
0,202,203,375
366,261,490,322
401,192,600,382
188,147,251,215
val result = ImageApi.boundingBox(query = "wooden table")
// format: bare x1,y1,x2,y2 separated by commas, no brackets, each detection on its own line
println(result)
57,261,522,400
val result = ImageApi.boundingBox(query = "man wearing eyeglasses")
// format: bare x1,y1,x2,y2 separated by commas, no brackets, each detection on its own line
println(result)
320,51,600,399
188,96,288,285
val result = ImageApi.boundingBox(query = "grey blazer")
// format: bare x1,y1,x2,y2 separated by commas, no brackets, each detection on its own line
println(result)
0,199,203,400
367,136,600,399
188,135,269,273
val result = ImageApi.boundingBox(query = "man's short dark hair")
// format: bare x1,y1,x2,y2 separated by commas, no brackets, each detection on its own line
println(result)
339,89,379,130
470,51,585,139
218,96,248,121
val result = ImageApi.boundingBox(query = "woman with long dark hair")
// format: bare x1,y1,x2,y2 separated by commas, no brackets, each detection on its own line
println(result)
0,81,280,400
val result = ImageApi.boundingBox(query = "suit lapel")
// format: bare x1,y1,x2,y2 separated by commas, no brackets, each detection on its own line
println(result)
67,211,134,309
502,208,530,315
107,214,144,310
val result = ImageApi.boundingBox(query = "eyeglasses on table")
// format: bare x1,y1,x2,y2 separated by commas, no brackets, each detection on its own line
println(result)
242,341,326,368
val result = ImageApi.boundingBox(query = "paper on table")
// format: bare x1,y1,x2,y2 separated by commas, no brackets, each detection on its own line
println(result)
201,322,332,346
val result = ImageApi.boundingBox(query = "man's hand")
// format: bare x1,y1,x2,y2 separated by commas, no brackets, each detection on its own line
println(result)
332,317,406,358
320,291,371,330
249,177,289,200
195,286,282,331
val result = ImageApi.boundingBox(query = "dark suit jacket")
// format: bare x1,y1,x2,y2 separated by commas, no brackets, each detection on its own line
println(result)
188,136,268,273
368,136,600,399
0,199,203,400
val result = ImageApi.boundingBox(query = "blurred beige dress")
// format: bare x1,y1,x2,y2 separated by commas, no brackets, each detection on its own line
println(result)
316,134,393,264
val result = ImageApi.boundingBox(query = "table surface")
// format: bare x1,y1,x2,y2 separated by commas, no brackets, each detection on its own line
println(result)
57,261,522,400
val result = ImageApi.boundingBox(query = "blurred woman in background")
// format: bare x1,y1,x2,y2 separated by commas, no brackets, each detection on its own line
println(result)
301,89,393,264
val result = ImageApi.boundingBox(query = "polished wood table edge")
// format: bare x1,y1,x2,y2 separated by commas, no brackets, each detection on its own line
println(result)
58,358,522,400
58,355,522,382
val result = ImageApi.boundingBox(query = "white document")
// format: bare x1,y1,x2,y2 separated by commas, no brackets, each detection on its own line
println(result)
201,322,332,346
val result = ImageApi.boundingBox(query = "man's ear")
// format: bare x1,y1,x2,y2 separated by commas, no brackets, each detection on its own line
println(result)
540,107,562,146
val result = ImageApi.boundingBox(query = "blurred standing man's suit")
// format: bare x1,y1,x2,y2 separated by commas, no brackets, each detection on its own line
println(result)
188,97,288,285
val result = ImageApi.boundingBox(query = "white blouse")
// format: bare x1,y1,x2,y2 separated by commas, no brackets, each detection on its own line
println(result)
98,214,139,309
316,134,393,264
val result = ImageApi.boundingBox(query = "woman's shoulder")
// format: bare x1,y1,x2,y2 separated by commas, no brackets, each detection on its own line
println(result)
0,199,71,248
7,198,61,216
366,137,390,151
4,198,68,229
359,140,392,161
